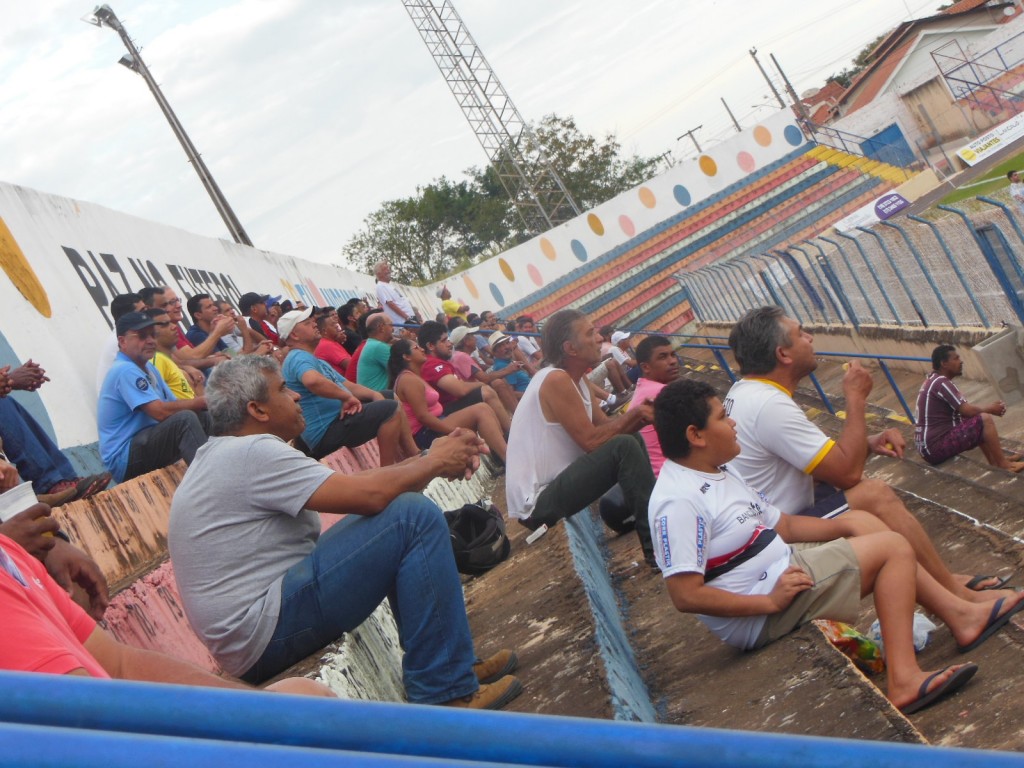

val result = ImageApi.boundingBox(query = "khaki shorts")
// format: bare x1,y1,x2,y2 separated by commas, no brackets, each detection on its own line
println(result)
754,539,861,648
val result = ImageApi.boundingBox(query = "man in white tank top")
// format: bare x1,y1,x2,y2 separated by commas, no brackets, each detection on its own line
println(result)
505,310,657,564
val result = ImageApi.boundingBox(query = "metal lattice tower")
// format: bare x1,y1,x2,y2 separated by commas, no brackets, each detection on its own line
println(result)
402,0,580,235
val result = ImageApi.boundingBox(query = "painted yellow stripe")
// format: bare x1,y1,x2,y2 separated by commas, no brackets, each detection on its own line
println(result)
0,216,50,317
805,439,835,474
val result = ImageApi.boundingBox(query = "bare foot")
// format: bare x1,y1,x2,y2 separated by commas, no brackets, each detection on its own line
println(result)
1006,461,1024,474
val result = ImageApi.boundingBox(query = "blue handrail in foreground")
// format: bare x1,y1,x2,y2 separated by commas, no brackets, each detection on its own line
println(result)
1,672,1021,767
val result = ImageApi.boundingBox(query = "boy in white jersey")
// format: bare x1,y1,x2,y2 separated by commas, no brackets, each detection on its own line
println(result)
649,378,1024,714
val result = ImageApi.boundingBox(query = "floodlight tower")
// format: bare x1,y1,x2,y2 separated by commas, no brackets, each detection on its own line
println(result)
84,4,253,246
402,0,581,235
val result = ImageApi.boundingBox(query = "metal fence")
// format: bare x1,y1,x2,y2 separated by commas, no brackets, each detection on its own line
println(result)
676,192,1024,331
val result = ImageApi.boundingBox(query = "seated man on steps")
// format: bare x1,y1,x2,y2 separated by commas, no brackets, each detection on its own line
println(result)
279,309,416,463
650,378,1024,715
0,363,110,504
915,344,1024,472
725,306,1016,600
169,355,521,709
97,311,211,482
505,309,656,563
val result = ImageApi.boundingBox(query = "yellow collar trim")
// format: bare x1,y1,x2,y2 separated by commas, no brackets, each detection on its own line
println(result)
747,377,793,397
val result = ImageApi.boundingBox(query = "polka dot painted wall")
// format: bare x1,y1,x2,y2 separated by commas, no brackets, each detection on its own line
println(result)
449,113,805,311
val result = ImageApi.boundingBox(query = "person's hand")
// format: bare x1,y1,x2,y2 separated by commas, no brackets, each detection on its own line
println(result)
987,400,1008,417
869,427,905,459
341,397,362,417
0,504,58,558
841,361,873,402
9,360,49,392
254,340,275,356
632,398,655,425
211,314,235,338
0,460,19,492
182,365,204,390
44,539,110,620
767,565,814,612
429,428,485,481
0,366,13,397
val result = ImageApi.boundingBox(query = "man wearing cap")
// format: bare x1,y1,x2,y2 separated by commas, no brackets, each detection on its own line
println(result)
611,331,640,383
438,285,469,321
239,292,280,346
279,309,416,465
97,312,211,482
488,332,530,397
374,262,420,326
449,327,522,415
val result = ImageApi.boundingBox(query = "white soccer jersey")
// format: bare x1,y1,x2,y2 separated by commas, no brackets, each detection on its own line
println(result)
723,378,834,514
649,461,790,649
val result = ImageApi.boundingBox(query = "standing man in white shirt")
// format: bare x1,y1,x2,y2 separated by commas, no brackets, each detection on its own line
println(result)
375,262,421,326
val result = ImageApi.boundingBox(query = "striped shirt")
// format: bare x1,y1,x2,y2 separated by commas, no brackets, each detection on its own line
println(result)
914,372,967,454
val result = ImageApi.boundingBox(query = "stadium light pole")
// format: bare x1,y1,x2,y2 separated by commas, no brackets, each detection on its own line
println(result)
83,5,253,246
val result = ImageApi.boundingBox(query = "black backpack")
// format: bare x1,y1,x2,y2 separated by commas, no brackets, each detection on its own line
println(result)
443,503,511,576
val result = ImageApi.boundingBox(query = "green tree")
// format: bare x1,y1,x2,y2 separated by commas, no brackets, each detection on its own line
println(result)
342,114,661,284
828,31,891,89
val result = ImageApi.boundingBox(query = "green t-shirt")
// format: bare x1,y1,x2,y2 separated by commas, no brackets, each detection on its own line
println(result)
357,338,391,391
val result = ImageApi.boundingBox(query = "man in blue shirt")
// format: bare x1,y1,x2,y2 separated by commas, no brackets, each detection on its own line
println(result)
184,293,232,354
279,309,416,464
97,312,211,482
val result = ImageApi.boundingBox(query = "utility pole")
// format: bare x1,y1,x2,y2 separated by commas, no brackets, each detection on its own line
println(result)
721,98,742,133
770,53,811,123
677,125,703,153
749,47,786,109
84,5,253,246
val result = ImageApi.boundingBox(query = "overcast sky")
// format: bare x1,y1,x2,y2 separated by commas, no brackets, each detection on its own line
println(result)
1,0,943,267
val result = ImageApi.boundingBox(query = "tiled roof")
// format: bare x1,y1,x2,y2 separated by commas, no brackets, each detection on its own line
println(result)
832,1,1018,116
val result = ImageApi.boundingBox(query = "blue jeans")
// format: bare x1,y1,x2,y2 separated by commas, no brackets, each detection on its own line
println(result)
241,492,478,705
0,397,76,493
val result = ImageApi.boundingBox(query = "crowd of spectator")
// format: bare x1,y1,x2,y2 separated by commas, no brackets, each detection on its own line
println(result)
4,257,1024,719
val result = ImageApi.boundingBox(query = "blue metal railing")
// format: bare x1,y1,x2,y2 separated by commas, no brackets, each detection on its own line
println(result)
1,672,1019,767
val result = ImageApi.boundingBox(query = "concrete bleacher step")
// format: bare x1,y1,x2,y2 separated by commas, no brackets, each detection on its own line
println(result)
601,518,924,743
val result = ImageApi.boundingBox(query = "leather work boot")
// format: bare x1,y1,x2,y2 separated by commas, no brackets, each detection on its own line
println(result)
473,649,518,684
443,675,522,710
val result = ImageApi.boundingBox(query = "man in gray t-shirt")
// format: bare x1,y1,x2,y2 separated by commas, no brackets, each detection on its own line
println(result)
168,355,521,710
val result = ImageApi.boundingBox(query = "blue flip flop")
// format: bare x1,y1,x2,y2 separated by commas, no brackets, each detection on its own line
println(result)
899,663,978,714
965,574,1013,591
958,597,1024,653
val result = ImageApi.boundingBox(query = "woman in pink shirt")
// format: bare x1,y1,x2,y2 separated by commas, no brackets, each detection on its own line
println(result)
388,340,507,461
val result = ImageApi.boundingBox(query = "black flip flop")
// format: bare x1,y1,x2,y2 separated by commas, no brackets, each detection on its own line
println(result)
958,597,1024,653
899,663,978,714
965,574,1013,591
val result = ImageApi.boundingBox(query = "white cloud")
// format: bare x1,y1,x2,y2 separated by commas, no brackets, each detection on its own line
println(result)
0,0,944,266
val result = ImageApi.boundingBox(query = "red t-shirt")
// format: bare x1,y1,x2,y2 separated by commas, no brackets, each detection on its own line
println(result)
421,356,463,406
315,338,351,377
0,535,107,677
347,340,367,385
175,326,193,350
